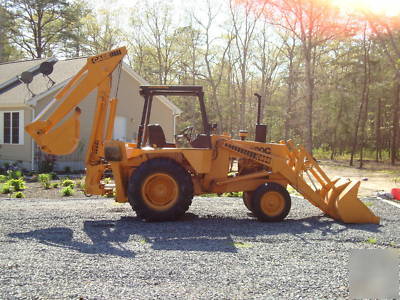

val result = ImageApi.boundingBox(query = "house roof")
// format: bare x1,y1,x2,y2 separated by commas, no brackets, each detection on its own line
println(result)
0,57,86,107
0,56,182,115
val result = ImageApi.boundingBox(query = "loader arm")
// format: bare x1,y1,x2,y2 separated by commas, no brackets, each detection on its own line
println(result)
219,139,380,224
25,47,127,194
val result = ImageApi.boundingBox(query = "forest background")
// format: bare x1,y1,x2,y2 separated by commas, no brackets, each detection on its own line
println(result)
1,0,399,167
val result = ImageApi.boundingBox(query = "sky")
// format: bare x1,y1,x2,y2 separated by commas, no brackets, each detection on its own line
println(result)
87,0,226,32
89,0,400,19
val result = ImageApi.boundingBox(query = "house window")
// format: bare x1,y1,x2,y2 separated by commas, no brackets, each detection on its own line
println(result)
0,111,24,145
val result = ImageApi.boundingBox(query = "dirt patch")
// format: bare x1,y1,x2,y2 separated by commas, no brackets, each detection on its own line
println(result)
319,160,400,198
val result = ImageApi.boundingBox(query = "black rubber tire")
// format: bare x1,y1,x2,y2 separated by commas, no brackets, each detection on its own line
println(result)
242,191,254,212
128,158,193,221
251,183,291,222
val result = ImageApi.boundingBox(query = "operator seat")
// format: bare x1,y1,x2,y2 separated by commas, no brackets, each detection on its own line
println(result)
191,134,211,148
147,124,175,148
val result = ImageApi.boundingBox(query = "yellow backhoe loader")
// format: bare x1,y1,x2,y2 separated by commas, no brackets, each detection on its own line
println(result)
25,47,380,224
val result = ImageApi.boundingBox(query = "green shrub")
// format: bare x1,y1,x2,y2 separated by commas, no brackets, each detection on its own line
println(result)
38,173,51,184
222,191,243,197
13,191,25,198
106,189,115,198
62,179,75,188
1,183,11,194
0,175,7,183
199,193,218,197
52,182,59,188
38,173,52,189
7,169,22,179
61,186,74,196
8,179,26,191
103,177,112,184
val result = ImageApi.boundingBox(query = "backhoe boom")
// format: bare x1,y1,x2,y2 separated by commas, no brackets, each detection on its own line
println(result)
25,47,127,194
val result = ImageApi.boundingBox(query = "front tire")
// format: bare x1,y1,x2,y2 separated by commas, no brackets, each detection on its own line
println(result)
128,158,193,221
243,191,254,212
251,183,291,222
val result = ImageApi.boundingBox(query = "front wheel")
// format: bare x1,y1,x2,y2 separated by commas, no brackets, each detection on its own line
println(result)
251,183,291,222
128,158,193,221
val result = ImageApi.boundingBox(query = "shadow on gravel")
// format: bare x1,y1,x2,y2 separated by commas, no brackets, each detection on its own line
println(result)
9,225,134,257
8,213,380,258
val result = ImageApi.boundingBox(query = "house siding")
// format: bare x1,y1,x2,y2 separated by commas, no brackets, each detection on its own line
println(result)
0,106,33,170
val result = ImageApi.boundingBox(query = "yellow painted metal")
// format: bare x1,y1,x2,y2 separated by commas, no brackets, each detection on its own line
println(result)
180,150,212,174
128,147,213,174
105,98,118,141
260,191,285,217
24,46,379,224
332,180,380,224
219,138,380,224
214,171,269,186
26,107,81,155
26,47,127,156
25,47,127,197
85,77,111,165
109,162,125,203
84,164,106,195
141,173,179,211
239,131,248,139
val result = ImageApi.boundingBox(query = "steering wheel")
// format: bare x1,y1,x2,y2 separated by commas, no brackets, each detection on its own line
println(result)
175,126,194,144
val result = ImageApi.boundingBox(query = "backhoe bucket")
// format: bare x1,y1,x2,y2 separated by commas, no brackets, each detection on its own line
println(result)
326,180,380,224
41,113,80,155
25,108,81,155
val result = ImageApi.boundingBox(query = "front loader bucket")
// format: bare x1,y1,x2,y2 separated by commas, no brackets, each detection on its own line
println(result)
326,180,380,224
283,141,380,224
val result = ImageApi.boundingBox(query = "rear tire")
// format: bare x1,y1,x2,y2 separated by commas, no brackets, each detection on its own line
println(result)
251,183,291,222
128,158,193,221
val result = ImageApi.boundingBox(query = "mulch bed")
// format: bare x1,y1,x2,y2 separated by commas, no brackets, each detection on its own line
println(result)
0,181,87,199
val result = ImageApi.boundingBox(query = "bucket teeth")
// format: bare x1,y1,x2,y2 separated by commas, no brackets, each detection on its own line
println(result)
329,180,380,224
325,179,351,220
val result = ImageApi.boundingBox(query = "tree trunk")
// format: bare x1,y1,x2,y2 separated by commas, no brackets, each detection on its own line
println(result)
392,78,400,165
375,98,382,162
211,86,224,132
359,40,371,169
350,98,363,167
239,68,246,130
285,54,294,140
303,46,314,153
330,95,344,160
350,31,369,167
359,88,370,169
0,11,4,62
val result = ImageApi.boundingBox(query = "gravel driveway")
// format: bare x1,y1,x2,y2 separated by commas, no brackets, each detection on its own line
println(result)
0,195,398,299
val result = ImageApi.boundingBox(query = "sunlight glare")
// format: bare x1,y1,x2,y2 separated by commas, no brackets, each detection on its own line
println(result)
332,0,400,16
